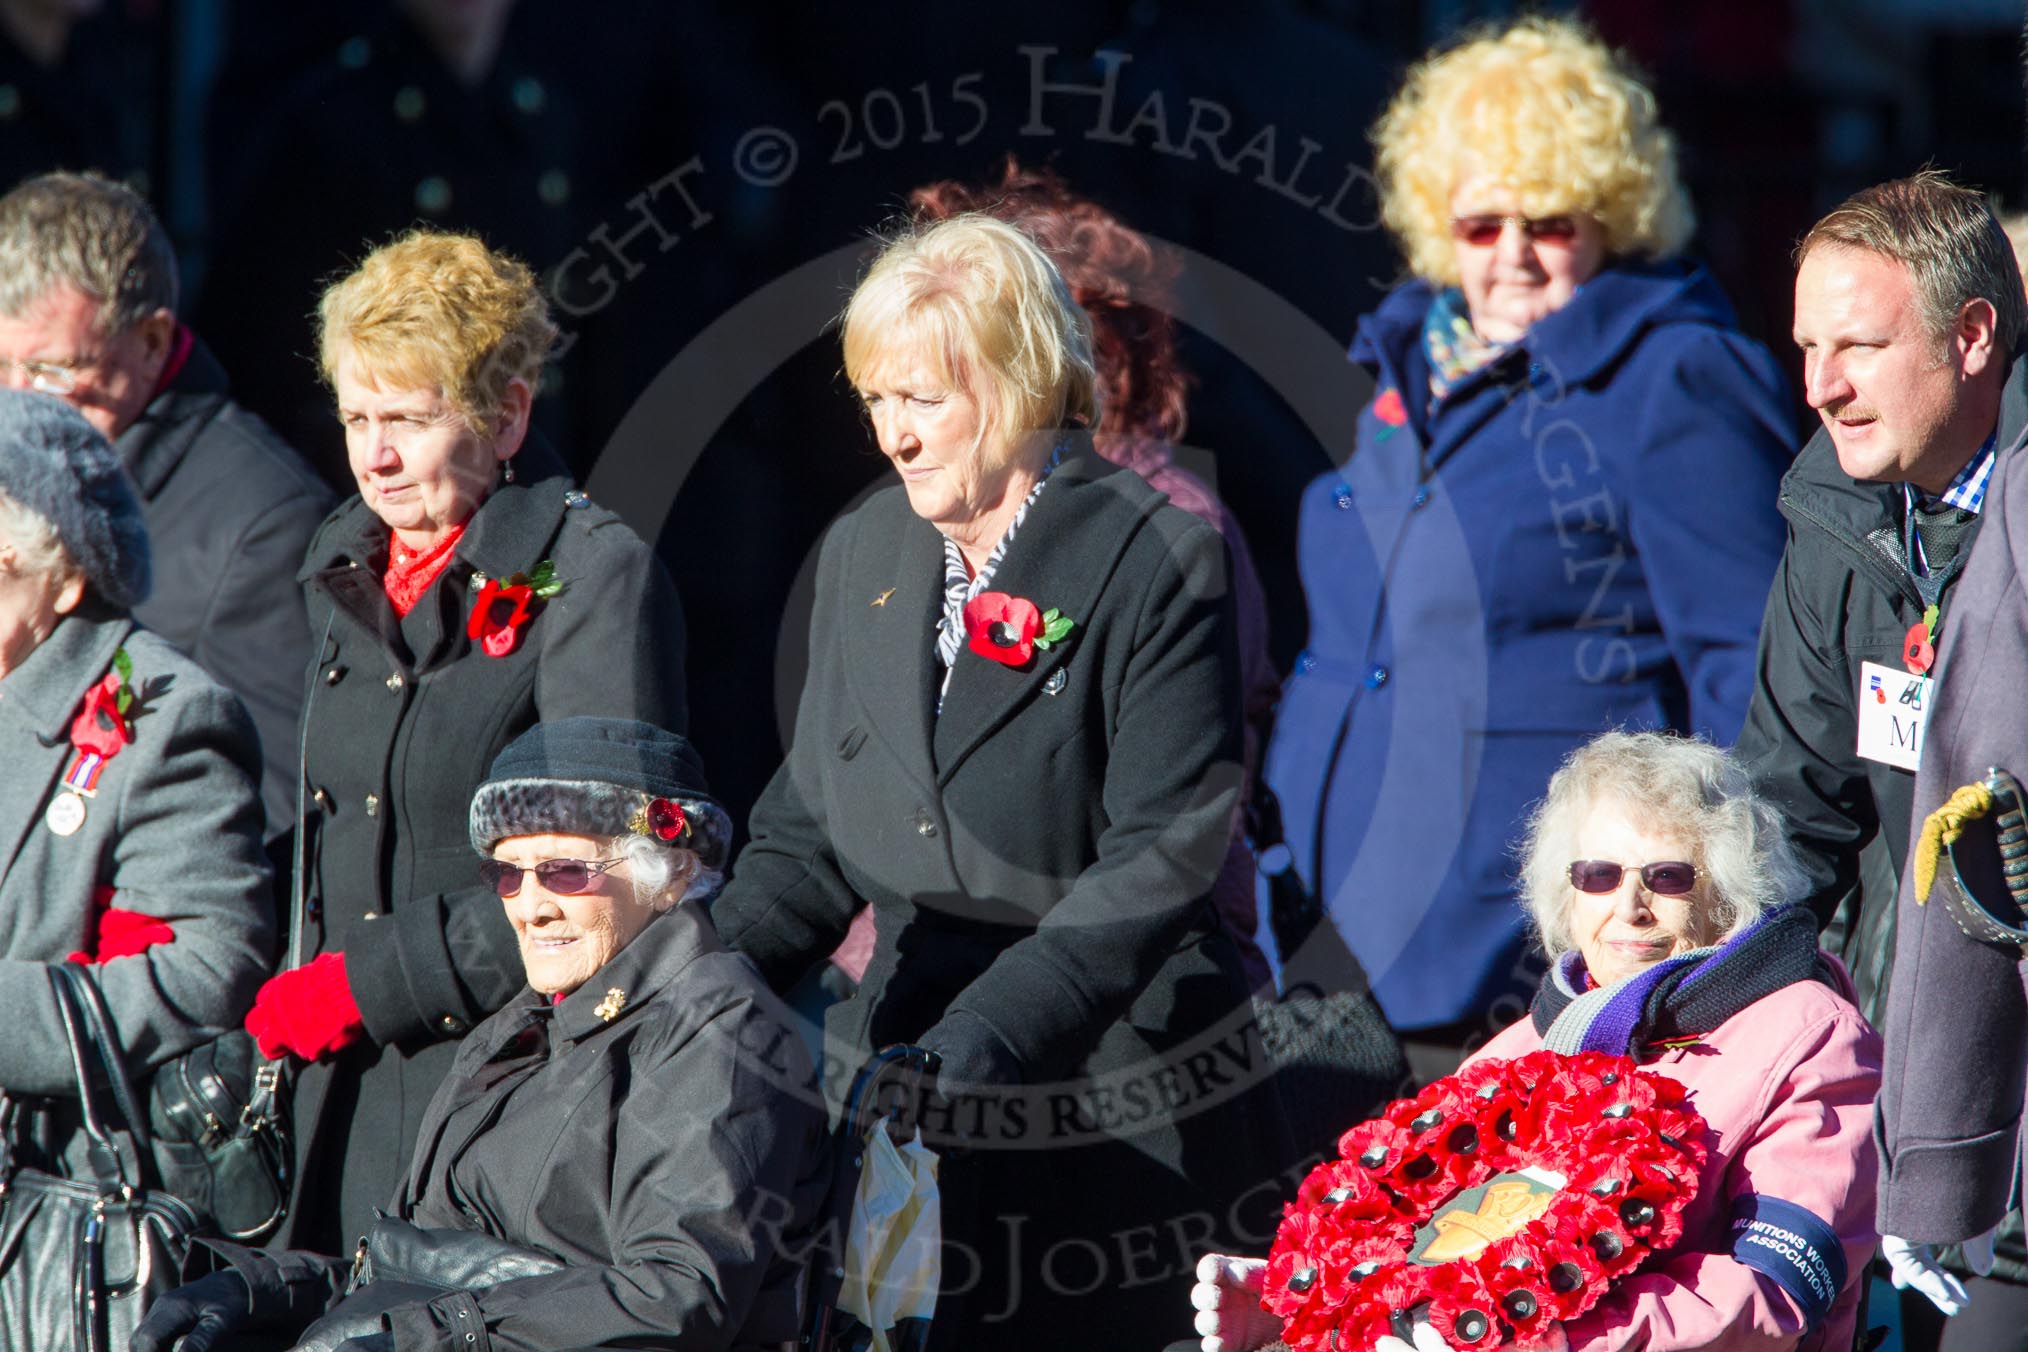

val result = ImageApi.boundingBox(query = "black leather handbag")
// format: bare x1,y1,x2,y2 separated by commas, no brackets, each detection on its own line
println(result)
145,1028,291,1240
1248,782,1411,1160
0,964,203,1352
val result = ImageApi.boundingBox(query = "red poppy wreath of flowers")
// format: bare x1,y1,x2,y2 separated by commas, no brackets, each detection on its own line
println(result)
1263,1049,1707,1351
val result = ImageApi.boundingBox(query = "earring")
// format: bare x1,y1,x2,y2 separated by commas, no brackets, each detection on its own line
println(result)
503,457,516,484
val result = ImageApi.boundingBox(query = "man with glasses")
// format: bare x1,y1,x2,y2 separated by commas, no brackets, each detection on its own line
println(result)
1734,169,2025,1347
0,172,331,839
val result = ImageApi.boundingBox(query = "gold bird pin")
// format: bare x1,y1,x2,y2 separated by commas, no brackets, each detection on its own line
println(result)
871,588,896,608
594,987,627,1021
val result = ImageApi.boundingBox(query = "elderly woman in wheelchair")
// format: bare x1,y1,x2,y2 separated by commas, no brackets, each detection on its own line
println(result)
137,718,834,1352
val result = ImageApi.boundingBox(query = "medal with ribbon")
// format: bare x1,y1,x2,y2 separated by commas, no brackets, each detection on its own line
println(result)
48,649,136,837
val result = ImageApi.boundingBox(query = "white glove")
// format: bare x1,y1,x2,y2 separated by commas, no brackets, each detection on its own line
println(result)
1377,1324,1459,1352
1378,1314,1568,1352
1964,1226,1998,1277
1882,1234,1972,1315
1190,1253,1282,1352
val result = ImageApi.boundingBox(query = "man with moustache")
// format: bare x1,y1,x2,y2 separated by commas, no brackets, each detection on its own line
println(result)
1734,169,2025,1345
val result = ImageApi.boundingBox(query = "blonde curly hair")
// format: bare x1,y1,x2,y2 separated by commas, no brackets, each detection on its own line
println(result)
1373,16,1694,287
317,229,558,431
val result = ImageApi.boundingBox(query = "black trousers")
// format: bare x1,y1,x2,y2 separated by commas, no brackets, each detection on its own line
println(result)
1899,1276,2028,1352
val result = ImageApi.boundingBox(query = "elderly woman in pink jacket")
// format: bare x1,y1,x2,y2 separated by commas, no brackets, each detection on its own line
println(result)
1189,731,1880,1352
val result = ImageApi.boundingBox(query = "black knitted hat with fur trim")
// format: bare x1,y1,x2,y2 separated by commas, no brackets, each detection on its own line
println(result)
468,717,732,867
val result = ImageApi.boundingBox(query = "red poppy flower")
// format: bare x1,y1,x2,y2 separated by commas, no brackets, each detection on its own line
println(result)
646,797,687,842
1372,387,1408,427
1425,1262,1499,1345
70,673,132,758
963,591,1042,666
468,579,537,658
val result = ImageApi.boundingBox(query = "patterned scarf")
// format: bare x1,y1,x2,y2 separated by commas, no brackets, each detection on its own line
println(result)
383,523,467,617
1422,287,1507,401
1532,903,1827,1057
932,438,1066,710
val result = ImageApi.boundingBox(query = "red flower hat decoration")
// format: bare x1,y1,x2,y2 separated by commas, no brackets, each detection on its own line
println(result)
963,591,1076,667
1261,1050,1706,1352
646,797,686,842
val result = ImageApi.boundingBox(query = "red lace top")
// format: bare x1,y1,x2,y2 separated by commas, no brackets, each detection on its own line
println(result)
383,524,467,616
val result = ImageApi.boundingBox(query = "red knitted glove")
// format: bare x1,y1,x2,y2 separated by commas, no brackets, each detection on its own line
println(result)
245,953,366,1061
66,888,176,964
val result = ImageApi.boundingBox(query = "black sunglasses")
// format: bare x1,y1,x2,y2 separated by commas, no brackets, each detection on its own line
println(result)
479,857,626,900
1567,860,1698,896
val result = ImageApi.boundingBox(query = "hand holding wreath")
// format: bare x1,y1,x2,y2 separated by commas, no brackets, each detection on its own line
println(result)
1253,1051,1704,1352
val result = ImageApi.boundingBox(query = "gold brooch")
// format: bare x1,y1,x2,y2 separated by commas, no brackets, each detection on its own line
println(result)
871,588,896,607
594,987,627,1021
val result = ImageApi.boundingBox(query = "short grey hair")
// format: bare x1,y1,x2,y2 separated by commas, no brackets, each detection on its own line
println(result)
0,172,179,332
613,833,721,910
1797,168,2026,357
1517,731,1805,959
0,489,78,587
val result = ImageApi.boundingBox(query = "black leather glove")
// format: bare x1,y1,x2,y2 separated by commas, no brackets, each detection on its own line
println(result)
131,1270,256,1352
329,1335,396,1352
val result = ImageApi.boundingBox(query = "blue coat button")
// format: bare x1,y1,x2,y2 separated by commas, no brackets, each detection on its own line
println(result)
1412,485,1430,508
1365,665,1389,689
1296,651,1317,675
1333,484,1353,510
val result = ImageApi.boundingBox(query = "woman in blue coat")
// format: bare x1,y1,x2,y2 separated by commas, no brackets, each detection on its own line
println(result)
1263,17,1794,1069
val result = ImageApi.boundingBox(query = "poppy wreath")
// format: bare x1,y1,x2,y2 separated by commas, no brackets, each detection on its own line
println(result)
1262,1049,1706,1351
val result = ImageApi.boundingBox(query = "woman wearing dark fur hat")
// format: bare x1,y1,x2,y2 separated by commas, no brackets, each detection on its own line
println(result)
0,388,272,1212
137,717,829,1352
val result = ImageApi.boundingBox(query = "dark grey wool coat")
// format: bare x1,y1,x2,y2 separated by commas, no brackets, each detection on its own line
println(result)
284,448,687,1252
0,608,273,1162
115,335,333,838
712,450,1292,1347
1876,415,2028,1249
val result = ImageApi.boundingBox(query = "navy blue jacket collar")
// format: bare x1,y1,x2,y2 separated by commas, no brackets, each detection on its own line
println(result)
1350,258,1742,391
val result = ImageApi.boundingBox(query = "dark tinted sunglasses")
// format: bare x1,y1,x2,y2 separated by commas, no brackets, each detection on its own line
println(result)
479,857,625,899
1450,214,1581,247
1567,860,1698,896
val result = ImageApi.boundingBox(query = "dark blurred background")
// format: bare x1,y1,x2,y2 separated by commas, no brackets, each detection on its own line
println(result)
15,0,2023,827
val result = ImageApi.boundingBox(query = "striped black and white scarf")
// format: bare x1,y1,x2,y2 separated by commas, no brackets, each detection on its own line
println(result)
933,439,1066,712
